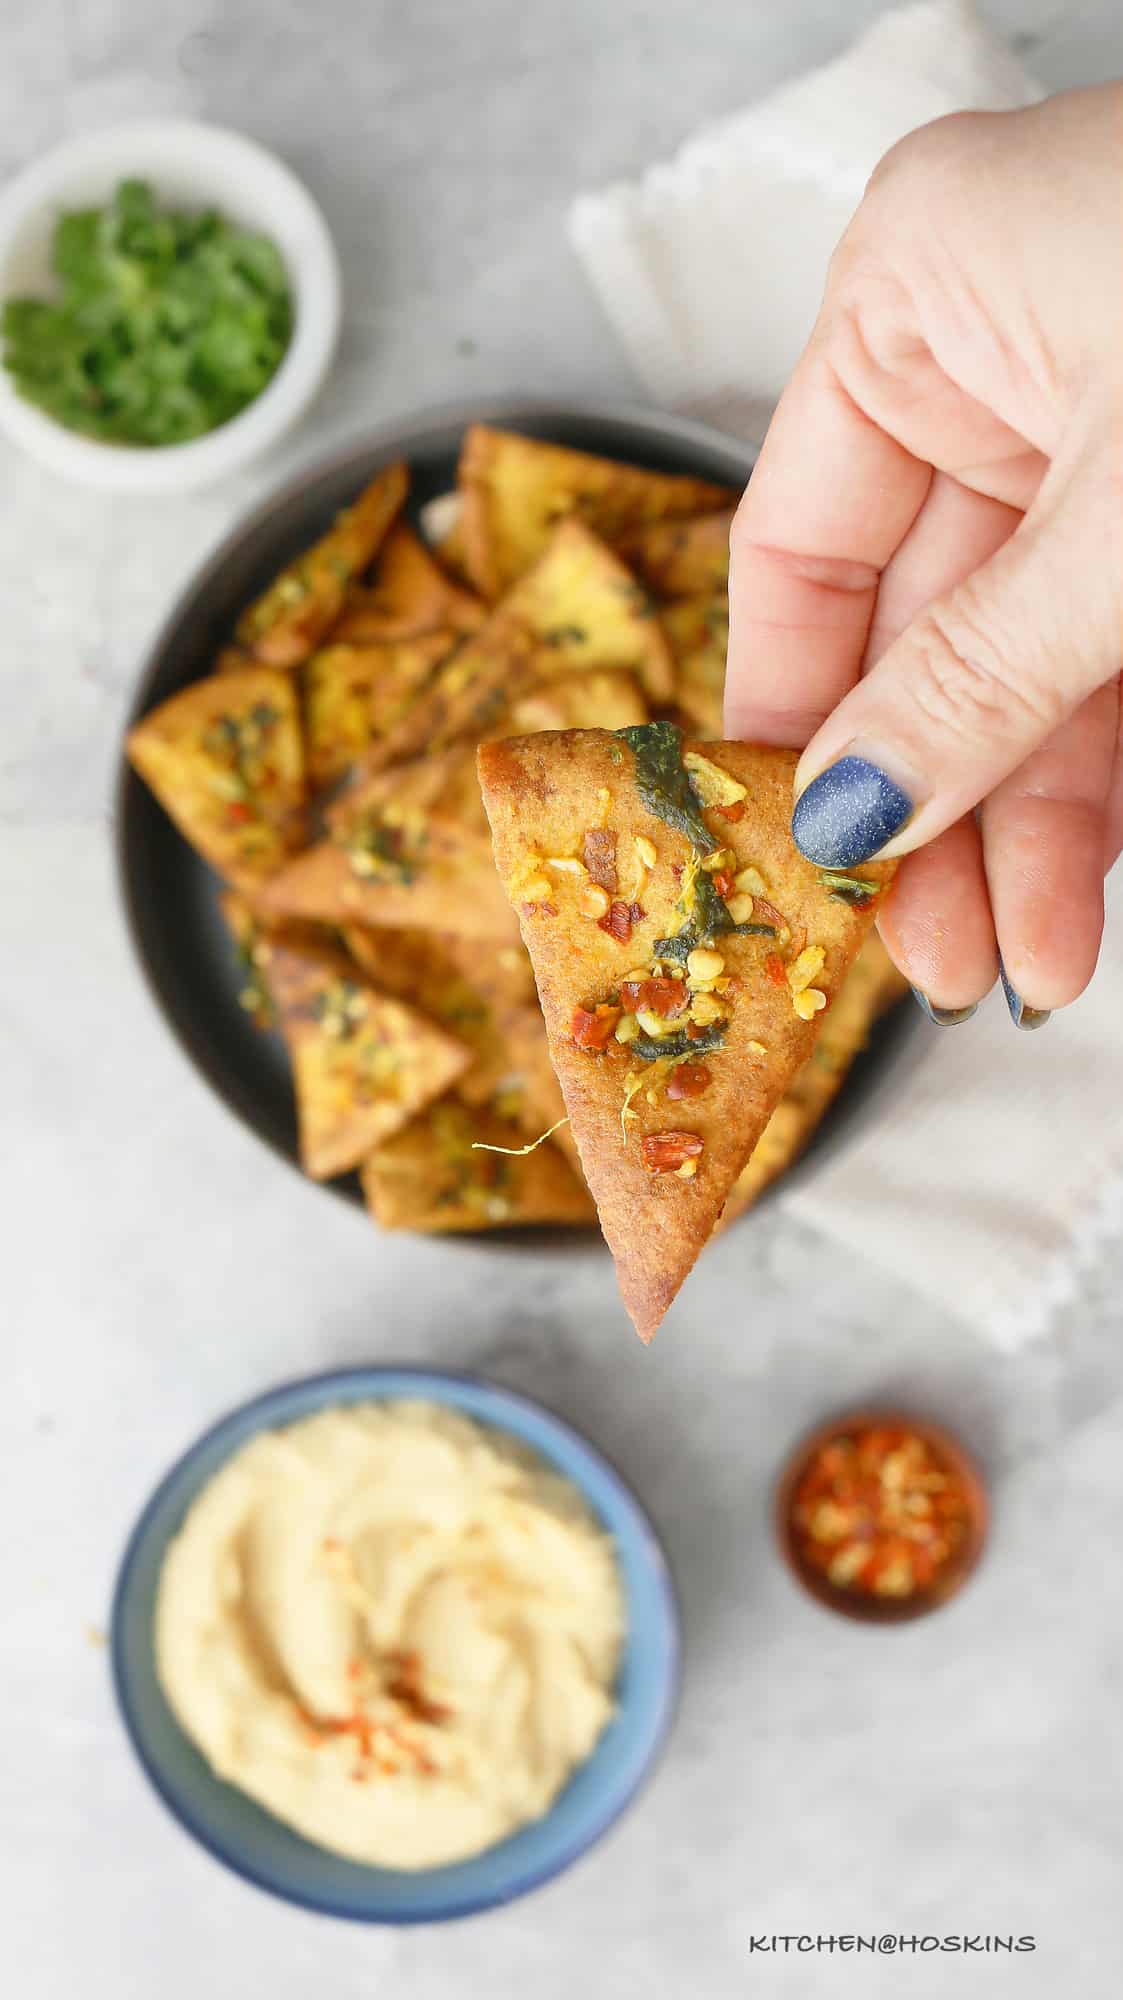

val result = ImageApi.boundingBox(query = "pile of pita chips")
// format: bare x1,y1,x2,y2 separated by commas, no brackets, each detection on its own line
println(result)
236,462,409,666
126,666,305,886
458,423,735,597
254,757,518,941
361,1099,593,1232
617,508,736,599
266,941,470,1179
659,597,728,740
128,424,901,1250
304,525,486,785
219,891,335,1029
478,723,895,1338
368,518,671,770
332,522,483,646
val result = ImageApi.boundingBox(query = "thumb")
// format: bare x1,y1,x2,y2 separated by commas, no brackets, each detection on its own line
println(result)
788,444,1120,868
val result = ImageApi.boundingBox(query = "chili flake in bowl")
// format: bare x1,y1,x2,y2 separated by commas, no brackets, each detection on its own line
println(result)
775,1411,988,1623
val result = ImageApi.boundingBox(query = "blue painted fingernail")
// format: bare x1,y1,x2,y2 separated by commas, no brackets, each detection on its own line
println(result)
791,755,913,866
999,963,1050,1031
911,988,978,1027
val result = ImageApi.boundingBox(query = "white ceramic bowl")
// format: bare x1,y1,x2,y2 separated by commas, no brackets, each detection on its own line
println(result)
0,120,341,492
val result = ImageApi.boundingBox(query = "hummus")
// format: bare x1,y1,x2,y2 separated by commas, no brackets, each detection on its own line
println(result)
155,1400,625,1869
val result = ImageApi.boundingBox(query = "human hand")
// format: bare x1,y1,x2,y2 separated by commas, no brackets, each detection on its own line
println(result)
724,86,1123,1028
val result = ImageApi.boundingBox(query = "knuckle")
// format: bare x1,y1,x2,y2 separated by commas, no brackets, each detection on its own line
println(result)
865,109,986,202
823,215,868,293
855,112,1000,265
902,590,1066,745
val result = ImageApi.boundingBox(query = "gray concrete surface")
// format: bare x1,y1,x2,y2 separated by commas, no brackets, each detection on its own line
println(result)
4,5,1122,1996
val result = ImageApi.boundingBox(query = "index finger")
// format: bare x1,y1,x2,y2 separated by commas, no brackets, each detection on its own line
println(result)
724,333,930,747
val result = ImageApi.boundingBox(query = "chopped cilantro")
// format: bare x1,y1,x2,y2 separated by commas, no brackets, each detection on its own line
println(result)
617,720,713,852
820,871,880,904
1,179,292,446
631,1022,728,1063
654,873,775,964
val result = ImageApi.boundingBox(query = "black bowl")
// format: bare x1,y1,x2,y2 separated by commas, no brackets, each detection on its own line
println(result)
115,396,922,1217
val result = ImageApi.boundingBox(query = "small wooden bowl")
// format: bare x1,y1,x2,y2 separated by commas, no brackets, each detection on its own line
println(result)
774,1407,989,1624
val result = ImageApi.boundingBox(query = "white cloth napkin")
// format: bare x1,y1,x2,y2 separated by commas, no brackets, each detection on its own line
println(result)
569,0,1123,1349
571,0,1042,444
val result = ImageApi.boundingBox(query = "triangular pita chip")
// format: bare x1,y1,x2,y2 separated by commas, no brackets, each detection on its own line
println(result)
506,669,646,737
458,424,737,597
660,596,728,739
236,461,408,667
340,926,574,1158
437,933,537,1012
127,667,305,887
339,670,647,839
341,922,517,1107
303,632,455,787
218,890,335,1029
478,723,895,1340
301,523,486,785
483,1001,584,1174
616,509,735,599
264,941,469,1177
330,744,489,838
371,519,671,770
331,523,483,644
360,1098,593,1233
254,762,517,941
500,519,672,701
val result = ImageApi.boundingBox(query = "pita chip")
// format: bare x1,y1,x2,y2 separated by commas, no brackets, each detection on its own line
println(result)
478,723,895,1340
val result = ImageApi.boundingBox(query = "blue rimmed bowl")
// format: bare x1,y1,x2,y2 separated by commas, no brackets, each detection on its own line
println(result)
111,1365,681,1922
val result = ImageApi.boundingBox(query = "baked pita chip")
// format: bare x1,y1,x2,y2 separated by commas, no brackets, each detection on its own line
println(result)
265,941,470,1178
507,669,647,736
458,424,736,597
478,723,895,1339
721,933,908,1224
340,923,515,1106
255,763,517,940
214,645,256,675
360,1098,593,1232
345,911,575,1160
331,523,483,645
303,632,455,787
373,519,671,769
434,517,472,587
503,519,673,701
484,1001,584,1173
363,615,539,773
617,509,734,599
127,667,305,887
660,596,727,739
341,670,647,835
218,890,336,1029
236,461,408,668
328,670,648,900
438,932,538,1012
329,743,488,836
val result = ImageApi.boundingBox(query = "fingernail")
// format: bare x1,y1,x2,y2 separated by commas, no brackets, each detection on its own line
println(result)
791,755,913,867
999,963,1051,1032
911,988,978,1027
